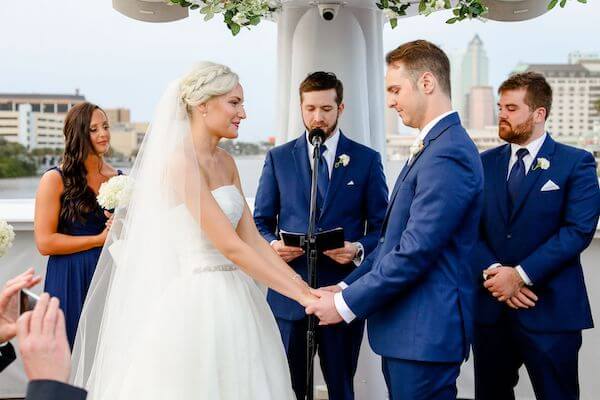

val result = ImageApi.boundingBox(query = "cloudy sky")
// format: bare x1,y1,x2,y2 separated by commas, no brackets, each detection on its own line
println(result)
1,0,598,141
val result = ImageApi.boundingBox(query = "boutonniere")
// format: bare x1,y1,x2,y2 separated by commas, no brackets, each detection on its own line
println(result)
532,157,550,171
334,154,350,168
409,140,424,161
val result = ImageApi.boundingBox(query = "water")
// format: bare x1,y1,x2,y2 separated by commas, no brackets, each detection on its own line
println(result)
0,156,405,199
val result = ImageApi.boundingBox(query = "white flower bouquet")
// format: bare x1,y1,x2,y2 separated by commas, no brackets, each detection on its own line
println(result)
97,175,133,212
0,219,16,258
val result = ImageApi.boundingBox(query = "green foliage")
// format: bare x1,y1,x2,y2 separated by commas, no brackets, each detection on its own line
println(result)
0,139,38,178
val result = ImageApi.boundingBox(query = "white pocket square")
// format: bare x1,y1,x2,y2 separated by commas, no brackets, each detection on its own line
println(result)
541,180,560,192
347,180,355,186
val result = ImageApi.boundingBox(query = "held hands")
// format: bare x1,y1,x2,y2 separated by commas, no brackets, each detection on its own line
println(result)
323,241,358,265
483,266,538,309
0,268,42,343
17,293,71,383
305,289,343,325
272,240,304,263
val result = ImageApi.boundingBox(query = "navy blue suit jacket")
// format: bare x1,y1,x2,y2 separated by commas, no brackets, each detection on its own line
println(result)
471,135,600,332
254,132,388,320
342,113,484,363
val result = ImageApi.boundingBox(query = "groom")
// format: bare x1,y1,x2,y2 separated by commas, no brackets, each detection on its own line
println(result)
307,40,484,399
254,71,388,400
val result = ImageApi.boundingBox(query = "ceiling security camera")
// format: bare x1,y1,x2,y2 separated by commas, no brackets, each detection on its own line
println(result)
318,4,340,21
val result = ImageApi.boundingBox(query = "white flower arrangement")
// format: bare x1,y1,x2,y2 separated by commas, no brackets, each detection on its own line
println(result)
168,0,280,35
97,175,133,211
335,154,350,168
168,0,580,34
532,157,550,171
0,219,16,258
409,140,424,161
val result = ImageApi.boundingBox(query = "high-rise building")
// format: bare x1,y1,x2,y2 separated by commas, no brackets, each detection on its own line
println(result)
517,62,600,136
0,92,85,114
105,108,131,124
467,86,496,131
0,92,86,149
460,35,490,128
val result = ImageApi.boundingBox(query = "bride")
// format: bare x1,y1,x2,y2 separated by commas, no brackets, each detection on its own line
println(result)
71,62,316,399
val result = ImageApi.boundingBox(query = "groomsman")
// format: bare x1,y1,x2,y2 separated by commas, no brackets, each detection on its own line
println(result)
307,40,484,400
254,71,388,400
471,71,600,400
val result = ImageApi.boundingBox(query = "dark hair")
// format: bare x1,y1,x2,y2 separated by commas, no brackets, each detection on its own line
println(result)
498,72,553,120
59,102,105,227
299,71,344,105
385,40,451,97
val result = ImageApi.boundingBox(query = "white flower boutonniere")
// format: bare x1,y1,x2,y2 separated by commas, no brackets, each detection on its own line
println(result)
532,157,550,171
335,154,350,168
409,140,425,162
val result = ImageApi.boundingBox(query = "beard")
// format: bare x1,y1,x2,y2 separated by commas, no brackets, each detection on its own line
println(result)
499,114,534,145
305,118,339,139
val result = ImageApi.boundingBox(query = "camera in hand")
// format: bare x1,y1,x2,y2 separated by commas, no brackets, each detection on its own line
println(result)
19,288,39,315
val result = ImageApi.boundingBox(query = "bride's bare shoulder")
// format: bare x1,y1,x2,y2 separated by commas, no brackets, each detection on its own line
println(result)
216,147,237,174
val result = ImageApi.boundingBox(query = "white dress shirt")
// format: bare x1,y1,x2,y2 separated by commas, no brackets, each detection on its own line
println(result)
334,111,458,323
484,132,548,286
271,129,364,265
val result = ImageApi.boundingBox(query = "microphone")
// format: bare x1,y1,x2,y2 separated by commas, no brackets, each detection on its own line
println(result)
308,128,326,146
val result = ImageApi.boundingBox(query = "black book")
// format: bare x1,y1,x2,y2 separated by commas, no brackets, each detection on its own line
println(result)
279,227,345,252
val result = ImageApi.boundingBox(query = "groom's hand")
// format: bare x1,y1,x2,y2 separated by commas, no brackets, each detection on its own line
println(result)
271,240,304,263
305,289,343,325
323,241,358,265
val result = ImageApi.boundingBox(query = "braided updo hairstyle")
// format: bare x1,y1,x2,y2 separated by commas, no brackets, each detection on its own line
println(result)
179,62,239,117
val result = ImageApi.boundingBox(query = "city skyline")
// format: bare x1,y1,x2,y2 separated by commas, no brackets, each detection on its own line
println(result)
1,1,598,141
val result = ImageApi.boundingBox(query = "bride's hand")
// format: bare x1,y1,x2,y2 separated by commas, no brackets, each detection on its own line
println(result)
298,287,320,308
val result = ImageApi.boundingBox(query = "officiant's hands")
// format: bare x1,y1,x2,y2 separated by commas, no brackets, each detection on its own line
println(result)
323,241,358,265
305,289,343,325
271,240,304,263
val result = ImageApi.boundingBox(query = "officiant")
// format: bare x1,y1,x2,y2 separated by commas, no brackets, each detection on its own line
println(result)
254,71,388,400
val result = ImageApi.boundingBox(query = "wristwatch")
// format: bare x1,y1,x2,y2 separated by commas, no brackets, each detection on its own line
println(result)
353,243,364,263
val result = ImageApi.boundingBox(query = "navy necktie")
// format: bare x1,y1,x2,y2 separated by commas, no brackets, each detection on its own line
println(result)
507,148,529,210
316,144,329,211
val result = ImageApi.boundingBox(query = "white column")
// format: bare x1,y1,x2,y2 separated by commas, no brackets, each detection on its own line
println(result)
276,1,386,156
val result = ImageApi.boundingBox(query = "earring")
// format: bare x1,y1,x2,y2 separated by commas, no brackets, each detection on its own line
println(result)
202,113,207,117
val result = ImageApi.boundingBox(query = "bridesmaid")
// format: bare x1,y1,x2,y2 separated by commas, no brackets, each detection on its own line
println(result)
34,102,120,348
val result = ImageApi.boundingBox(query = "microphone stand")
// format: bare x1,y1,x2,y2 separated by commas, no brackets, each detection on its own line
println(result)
305,137,323,400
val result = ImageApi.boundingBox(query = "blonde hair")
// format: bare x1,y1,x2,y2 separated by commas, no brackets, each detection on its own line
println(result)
179,62,239,115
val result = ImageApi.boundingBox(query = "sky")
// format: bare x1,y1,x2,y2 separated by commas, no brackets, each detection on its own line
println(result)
1,0,598,142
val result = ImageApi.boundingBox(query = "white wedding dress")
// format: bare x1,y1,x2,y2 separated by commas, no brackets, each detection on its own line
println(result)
79,185,295,399
73,78,295,399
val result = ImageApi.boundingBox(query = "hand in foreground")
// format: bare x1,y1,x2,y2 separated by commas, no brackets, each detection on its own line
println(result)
505,287,539,310
323,241,358,265
0,268,42,342
17,293,71,383
271,240,304,263
305,289,343,325
483,266,524,302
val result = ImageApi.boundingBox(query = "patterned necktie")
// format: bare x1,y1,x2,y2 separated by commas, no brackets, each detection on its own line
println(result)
316,144,329,211
507,148,529,210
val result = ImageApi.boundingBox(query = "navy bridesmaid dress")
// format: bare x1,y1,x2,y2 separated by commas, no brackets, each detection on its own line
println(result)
43,166,121,348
